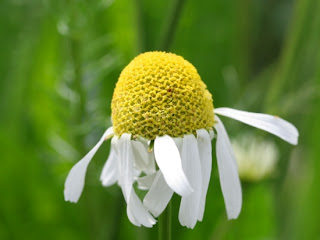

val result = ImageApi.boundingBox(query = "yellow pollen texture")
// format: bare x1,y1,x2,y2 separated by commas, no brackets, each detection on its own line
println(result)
111,51,215,140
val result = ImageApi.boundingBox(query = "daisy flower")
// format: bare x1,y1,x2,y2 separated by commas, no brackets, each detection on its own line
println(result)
64,51,298,229
231,133,279,181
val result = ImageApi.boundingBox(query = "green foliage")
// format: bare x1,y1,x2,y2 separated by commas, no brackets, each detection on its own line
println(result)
0,0,319,239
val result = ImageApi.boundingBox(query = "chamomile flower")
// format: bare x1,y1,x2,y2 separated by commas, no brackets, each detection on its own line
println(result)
231,133,279,181
64,51,299,229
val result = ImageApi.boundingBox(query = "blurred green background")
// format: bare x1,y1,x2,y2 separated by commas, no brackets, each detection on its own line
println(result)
0,0,319,239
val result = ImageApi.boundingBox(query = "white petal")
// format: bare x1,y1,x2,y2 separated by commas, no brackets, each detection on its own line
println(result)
154,135,193,196
172,137,183,152
136,171,158,190
209,130,215,140
117,133,134,202
196,129,212,221
134,169,142,178
132,139,149,165
135,137,156,174
214,116,242,219
127,190,156,228
146,149,156,174
143,171,174,217
127,206,141,227
100,137,118,187
214,107,299,145
64,127,113,203
132,139,155,174
179,134,202,229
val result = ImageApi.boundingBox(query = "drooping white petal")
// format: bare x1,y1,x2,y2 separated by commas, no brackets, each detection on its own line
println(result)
214,115,242,219
127,190,156,228
134,169,142,178
100,136,118,187
139,137,156,173
64,127,114,203
178,134,202,229
132,139,155,174
143,171,174,217
136,171,158,190
115,135,156,228
196,129,212,221
154,135,193,197
146,147,156,174
214,107,299,145
117,133,134,202
172,137,183,152
127,205,141,227
209,130,215,140
132,139,149,164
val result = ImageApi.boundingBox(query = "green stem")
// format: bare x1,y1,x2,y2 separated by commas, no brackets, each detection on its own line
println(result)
265,0,310,112
109,190,126,240
158,202,172,240
134,0,146,53
70,33,97,239
159,0,187,51
156,1,186,239
71,38,86,134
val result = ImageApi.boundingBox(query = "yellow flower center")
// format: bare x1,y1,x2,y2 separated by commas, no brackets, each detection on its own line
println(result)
111,51,214,140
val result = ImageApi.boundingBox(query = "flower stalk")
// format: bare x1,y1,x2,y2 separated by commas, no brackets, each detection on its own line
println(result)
158,202,172,240
159,0,187,51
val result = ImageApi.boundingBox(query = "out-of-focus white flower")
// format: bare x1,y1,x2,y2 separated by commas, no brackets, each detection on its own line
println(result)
231,133,279,181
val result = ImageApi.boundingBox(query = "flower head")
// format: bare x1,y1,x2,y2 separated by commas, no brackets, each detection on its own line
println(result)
64,51,299,229
112,51,214,139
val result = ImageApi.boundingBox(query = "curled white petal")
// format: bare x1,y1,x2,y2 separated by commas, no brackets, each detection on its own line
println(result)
127,190,156,228
116,134,156,227
179,134,202,229
100,136,118,187
214,107,299,145
64,127,113,203
143,171,174,217
154,135,193,196
136,171,158,190
132,139,155,174
196,129,212,221
118,133,134,202
214,116,242,219
127,205,141,227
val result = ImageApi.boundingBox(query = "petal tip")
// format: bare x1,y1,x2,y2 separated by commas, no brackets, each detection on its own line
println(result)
64,192,79,203
227,211,240,220
226,205,241,220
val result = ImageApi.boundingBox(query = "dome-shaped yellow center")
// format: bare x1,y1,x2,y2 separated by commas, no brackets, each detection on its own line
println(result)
111,51,214,140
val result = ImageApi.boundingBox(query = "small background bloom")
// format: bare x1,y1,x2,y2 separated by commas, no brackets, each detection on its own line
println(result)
231,133,279,181
0,0,319,240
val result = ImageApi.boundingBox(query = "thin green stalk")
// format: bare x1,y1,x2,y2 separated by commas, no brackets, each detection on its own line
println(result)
71,38,86,138
157,1,187,239
159,0,187,51
158,202,172,240
265,0,310,112
109,190,126,240
70,35,96,239
134,0,146,53
71,34,124,240
264,0,316,238
235,0,251,87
